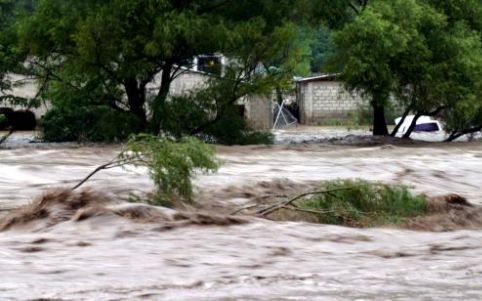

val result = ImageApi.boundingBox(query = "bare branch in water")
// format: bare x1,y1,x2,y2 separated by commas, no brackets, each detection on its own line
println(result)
72,159,121,190
230,188,354,217
256,188,352,217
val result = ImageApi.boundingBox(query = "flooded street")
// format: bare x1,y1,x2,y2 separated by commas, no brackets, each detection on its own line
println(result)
1,131,482,300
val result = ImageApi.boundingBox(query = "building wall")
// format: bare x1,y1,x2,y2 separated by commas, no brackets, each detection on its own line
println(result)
298,80,363,124
244,95,273,130
168,71,209,96
146,70,209,98
0,74,49,117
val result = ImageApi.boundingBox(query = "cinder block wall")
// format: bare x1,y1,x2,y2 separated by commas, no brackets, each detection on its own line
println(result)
245,95,273,130
168,72,208,96
0,74,49,118
298,81,363,124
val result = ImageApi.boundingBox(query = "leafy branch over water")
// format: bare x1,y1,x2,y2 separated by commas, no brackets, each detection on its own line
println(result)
73,134,219,205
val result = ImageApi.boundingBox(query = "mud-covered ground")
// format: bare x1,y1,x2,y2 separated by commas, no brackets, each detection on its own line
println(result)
1,128,482,300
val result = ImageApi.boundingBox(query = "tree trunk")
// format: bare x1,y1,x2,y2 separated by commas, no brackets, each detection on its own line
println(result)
151,63,173,134
402,112,422,139
124,78,147,129
372,103,388,136
275,87,283,105
390,106,411,137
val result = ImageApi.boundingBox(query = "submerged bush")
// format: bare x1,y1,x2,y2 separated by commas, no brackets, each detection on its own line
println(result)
298,180,427,227
120,134,219,206
41,105,143,142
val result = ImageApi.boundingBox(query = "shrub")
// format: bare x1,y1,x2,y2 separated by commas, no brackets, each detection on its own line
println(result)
41,105,143,142
298,179,427,227
120,134,219,206
160,94,273,145
158,94,210,139
204,107,274,145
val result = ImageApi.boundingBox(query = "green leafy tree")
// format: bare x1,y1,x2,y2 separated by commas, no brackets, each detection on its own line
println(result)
19,0,313,137
330,0,482,137
0,0,25,105
426,0,482,140
260,24,312,106
309,26,337,73
121,134,219,205
0,0,39,113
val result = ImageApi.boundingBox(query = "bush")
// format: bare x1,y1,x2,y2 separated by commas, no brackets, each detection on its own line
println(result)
298,180,427,227
41,105,143,142
204,107,274,145
158,94,210,139
120,134,219,206
160,94,273,145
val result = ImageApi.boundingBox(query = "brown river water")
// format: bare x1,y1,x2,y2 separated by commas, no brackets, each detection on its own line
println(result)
1,129,482,300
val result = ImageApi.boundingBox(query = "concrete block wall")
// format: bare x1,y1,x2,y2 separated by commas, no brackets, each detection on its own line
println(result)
147,70,209,98
245,95,273,130
299,81,363,124
168,72,209,96
0,74,49,118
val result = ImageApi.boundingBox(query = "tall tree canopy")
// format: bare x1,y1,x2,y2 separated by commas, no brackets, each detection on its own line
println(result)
18,0,312,133
331,0,482,136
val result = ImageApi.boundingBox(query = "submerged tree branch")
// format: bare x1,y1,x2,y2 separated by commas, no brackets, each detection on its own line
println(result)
0,128,14,146
255,188,353,217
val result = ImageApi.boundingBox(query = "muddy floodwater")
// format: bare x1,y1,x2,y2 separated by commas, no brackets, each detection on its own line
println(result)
1,130,482,300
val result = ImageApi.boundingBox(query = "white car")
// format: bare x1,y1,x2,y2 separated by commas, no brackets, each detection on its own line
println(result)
394,115,442,134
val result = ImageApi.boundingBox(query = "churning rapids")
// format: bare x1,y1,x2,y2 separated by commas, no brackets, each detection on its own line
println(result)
1,130,482,300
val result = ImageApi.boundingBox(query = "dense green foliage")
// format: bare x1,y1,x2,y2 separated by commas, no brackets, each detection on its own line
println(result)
159,93,273,145
203,109,274,145
16,0,314,138
121,134,219,206
40,77,142,141
429,0,482,140
0,0,37,107
309,26,337,73
300,180,427,227
41,105,142,142
0,0,24,104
